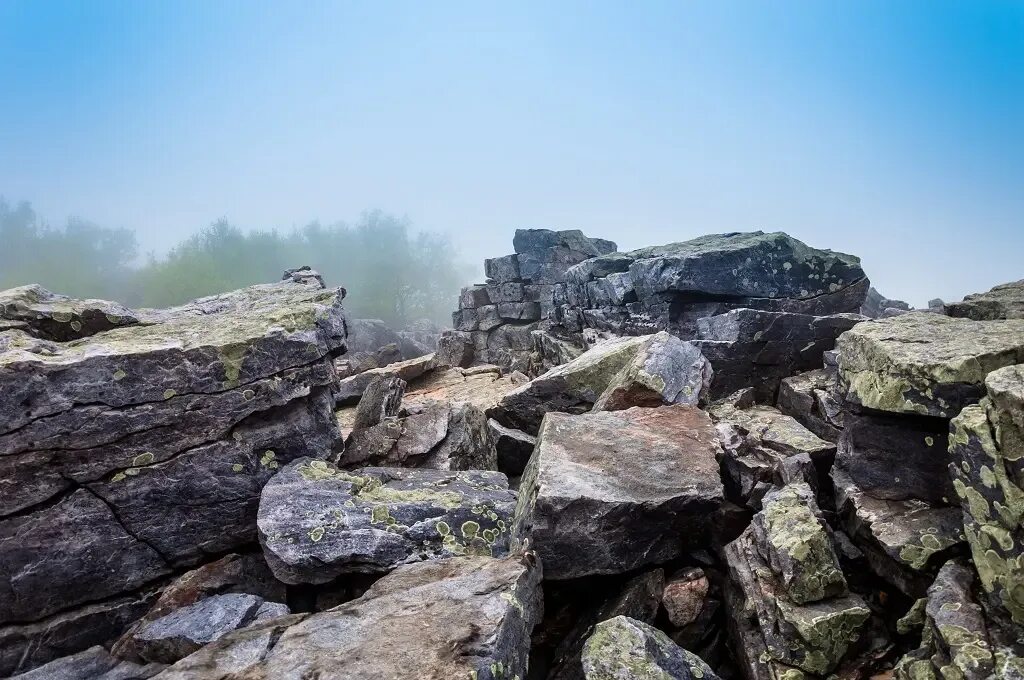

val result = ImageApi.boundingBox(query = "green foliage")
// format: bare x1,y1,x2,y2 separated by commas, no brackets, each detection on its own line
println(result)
1,199,469,327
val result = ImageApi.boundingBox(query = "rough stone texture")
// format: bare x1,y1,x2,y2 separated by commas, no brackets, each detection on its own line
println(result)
131,593,288,664
0,284,140,341
548,570,666,680
581,616,721,680
724,519,871,678
836,312,1024,418
945,279,1024,321
435,329,475,368
949,364,1024,626
350,374,405,430
512,406,724,579
10,645,164,680
751,483,848,605
402,364,520,413
493,333,710,435
151,556,543,680
662,568,710,628
258,458,516,582
335,353,436,404
694,310,865,401
860,286,911,319
833,470,965,598
341,399,497,470
777,368,844,442
893,560,1024,680
488,418,537,478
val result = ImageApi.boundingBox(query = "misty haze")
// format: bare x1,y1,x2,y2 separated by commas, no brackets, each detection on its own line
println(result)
1,3,1023,680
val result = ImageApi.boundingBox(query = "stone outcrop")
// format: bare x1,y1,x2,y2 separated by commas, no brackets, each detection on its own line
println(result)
945,278,1024,320
150,556,543,680
258,459,516,582
513,406,724,579
0,274,347,674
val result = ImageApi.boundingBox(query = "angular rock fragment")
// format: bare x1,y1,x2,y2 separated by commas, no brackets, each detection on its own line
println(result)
662,568,710,628
833,470,965,597
488,418,536,478
513,406,724,579
493,332,710,434
836,312,1024,418
581,616,720,680
777,368,843,442
335,352,436,404
949,364,1024,625
10,645,163,680
945,279,1024,320
131,593,287,664
435,329,475,368
152,556,543,680
403,364,521,412
0,284,140,341
351,374,405,429
259,459,516,583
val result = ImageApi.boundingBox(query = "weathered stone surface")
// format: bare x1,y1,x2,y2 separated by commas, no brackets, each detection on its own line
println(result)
777,368,843,442
893,560,1024,680
131,593,287,664
259,459,516,582
335,353,436,404
152,556,543,680
488,418,536,478
0,284,140,341
724,519,871,677
435,329,475,368
949,364,1024,625
10,645,163,680
513,406,723,579
351,374,405,430
662,568,710,628
837,312,1024,418
836,410,954,504
485,253,521,283
946,279,1024,321
833,470,965,598
493,333,709,435
860,286,911,319
695,310,864,400
514,228,617,257
581,615,721,680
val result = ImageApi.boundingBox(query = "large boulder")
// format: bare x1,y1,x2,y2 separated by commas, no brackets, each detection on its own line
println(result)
581,615,721,680
945,279,1024,321
150,556,543,680
836,312,1024,419
258,459,516,582
512,406,724,579
492,332,710,435
0,277,347,673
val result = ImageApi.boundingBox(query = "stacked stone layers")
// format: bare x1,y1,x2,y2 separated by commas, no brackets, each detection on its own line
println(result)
0,277,348,675
451,228,617,370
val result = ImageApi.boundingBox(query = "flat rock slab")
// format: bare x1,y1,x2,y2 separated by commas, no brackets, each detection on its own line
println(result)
837,312,1024,418
513,406,724,579
152,556,543,680
259,459,516,582
945,279,1024,320
403,365,521,412
582,615,720,680
0,284,140,341
335,353,436,404
10,645,163,680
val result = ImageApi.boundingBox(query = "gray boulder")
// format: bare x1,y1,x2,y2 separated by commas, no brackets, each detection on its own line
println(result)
10,645,163,680
0,284,139,341
258,459,516,582
350,374,405,430
513,406,724,579
945,279,1024,320
581,616,720,680
777,369,843,442
151,556,543,680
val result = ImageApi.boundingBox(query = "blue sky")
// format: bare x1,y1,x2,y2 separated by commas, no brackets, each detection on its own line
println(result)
1,1,1021,306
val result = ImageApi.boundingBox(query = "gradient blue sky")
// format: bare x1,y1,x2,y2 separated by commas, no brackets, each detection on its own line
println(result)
1,1,1021,306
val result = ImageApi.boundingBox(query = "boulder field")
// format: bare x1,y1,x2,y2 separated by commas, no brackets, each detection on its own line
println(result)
2,232,1022,680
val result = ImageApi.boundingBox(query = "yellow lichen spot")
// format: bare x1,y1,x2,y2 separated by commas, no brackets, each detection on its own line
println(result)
242,389,255,400
132,452,154,466
124,467,140,476
70,320,82,332
112,369,127,381
925,436,935,447
231,463,244,473
309,526,325,542
111,472,126,483
162,389,176,400
462,520,480,539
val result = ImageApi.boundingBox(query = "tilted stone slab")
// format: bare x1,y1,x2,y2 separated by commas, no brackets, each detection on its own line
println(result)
581,615,721,680
151,556,543,680
259,459,516,583
837,312,1024,418
512,406,723,579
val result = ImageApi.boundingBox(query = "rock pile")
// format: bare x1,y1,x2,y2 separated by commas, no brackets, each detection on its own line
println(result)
4,241,1024,680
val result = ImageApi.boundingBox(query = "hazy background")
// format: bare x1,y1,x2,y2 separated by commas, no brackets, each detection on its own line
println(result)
1,0,1022,314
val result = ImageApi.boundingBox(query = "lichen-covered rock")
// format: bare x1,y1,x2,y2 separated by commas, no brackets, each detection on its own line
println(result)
581,615,721,680
131,593,288,664
836,312,1024,418
258,459,516,582
893,560,1024,680
513,406,724,579
351,374,405,430
833,470,965,598
10,645,164,680
945,279,1024,321
752,484,848,605
949,364,1024,625
0,284,140,341
151,556,543,680
493,333,710,435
